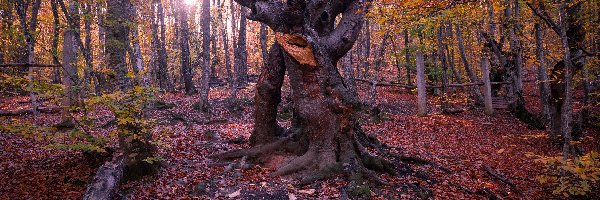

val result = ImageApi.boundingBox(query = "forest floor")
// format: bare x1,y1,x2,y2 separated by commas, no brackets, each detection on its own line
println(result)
1,81,599,199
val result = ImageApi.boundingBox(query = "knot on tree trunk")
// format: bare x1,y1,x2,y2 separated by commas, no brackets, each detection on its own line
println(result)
275,32,318,68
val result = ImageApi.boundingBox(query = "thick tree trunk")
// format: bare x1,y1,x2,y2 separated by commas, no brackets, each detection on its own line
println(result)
84,1,157,197
59,1,79,127
82,154,125,200
216,0,407,187
103,0,131,92
456,24,484,105
179,5,197,95
416,51,427,116
250,43,286,145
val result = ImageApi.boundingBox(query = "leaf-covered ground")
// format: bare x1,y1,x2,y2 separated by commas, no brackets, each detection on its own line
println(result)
1,82,599,199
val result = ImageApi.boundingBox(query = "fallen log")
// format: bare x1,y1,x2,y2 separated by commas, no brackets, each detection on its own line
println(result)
82,153,126,200
0,106,61,116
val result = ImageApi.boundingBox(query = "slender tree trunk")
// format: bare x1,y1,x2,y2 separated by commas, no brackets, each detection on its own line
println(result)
217,0,232,85
260,23,269,68
509,0,524,97
95,0,106,93
179,5,197,95
482,52,494,115
416,29,427,116
437,26,450,113
234,6,248,86
198,0,211,111
370,31,390,104
446,23,461,86
456,24,484,105
210,10,218,78
158,0,173,91
404,30,412,86
130,4,147,87
50,0,61,84
342,49,358,97
535,23,551,126
83,3,96,94
15,0,42,115
559,0,573,160
361,21,371,79
416,51,427,116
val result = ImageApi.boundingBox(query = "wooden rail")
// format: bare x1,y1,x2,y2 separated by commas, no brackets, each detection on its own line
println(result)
355,78,536,89
0,63,60,68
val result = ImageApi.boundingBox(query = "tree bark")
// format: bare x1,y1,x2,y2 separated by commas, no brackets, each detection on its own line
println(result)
50,0,61,84
535,23,551,126
15,0,42,116
234,6,248,86
215,0,404,185
370,31,390,104
130,4,148,87
198,0,211,111
82,3,96,95
153,0,174,92
179,4,197,95
481,52,494,115
217,0,232,86
103,0,131,92
416,50,427,116
404,29,412,86
59,0,79,127
437,26,450,113
456,24,484,105
342,48,358,97
260,23,269,68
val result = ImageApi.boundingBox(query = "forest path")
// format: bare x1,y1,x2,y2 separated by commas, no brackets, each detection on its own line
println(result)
0,84,599,199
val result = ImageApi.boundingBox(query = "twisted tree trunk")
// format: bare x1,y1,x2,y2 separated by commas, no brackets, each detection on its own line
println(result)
215,0,409,186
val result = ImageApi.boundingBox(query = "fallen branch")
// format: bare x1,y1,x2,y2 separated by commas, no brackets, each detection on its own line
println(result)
0,106,61,116
82,153,126,200
484,165,521,194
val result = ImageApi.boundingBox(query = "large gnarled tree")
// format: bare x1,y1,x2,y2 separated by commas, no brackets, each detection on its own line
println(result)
214,0,407,185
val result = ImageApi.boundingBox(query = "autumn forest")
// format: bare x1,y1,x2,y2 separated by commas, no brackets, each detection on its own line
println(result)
0,0,599,199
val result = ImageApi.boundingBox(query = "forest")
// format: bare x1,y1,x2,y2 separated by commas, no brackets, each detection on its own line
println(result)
0,0,599,199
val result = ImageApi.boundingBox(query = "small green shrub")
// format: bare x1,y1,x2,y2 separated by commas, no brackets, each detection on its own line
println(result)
531,151,600,197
